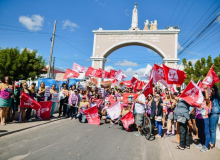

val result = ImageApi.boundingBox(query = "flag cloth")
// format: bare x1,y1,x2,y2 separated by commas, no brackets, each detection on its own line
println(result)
115,69,126,81
144,64,152,79
20,91,41,110
72,63,86,73
85,66,101,77
202,65,219,87
122,80,133,88
94,99,103,108
133,79,140,93
106,101,121,120
108,69,118,79
120,111,135,131
150,67,163,83
83,107,100,125
63,68,80,79
38,101,52,120
99,68,110,78
162,64,186,85
179,80,204,107
154,64,165,80
158,79,168,88
122,93,139,104
131,76,138,85
142,78,153,97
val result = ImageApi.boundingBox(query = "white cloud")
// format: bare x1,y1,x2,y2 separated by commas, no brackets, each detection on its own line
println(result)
123,68,146,77
20,48,33,52
114,60,138,66
105,66,114,71
19,15,44,31
62,20,79,32
178,42,183,51
187,59,199,65
125,9,129,16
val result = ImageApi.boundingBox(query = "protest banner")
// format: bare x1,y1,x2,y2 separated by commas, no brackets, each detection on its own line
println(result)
55,73,66,81
98,88,104,98
38,101,52,120
83,107,100,125
106,101,121,120
122,93,138,104
44,86,51,97
52,93,60,102
100,81,111,88
86,80,97,88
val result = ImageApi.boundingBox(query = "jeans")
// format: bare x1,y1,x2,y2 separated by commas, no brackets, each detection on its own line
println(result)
77,113,87,123
210,113,219,145
179,120,190,148
25,108,32,120
150,118,155,135
155,120,162,136
59,99,67,116
196,118,210,148
69,106,76,118
50,102,56,116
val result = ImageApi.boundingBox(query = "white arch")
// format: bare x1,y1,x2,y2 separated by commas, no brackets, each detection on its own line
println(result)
100,40,168,59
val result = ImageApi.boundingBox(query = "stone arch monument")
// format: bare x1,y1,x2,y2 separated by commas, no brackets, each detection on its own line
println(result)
91,3,180,70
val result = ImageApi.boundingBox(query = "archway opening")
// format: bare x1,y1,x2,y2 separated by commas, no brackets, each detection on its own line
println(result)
104,45,163,80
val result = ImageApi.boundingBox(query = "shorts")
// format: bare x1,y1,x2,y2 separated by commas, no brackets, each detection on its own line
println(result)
135,113,144,127
190,114,195,119
103,114,111,119
168,113,174,120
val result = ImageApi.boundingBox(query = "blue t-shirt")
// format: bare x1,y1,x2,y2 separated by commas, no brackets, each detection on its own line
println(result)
212,98,220,114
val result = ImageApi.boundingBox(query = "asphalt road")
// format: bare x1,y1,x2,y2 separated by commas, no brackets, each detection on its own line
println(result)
0,118,171,160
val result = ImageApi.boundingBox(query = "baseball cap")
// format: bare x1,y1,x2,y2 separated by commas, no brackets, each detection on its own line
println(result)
82,96,86,99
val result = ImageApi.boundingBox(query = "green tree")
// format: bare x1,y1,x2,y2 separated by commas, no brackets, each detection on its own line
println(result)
182,54,220,89
0,47,46,81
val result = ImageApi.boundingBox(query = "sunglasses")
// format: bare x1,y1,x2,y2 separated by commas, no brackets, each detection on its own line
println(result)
24,85,28,86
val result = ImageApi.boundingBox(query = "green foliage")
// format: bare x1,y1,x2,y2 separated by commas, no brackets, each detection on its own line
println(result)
182,55,220,89
0,47,46,80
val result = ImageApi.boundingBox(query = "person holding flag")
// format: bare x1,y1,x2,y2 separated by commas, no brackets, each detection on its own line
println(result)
77,96,90,123
49,84,58,118
134,86,146,137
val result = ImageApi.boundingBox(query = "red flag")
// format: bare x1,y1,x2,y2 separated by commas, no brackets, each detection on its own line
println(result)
202,65,219,87
120,111,134,131
154,64,165,80
162,64,186,85
85,66,101,77
130,76,138,85
72,63,86,73
122,80,133,88
99,68,110,78
94,99,102,108
122,93,139,104
83,107,100,125
38,101,52,120
63,68,80,79
179,80,204,107
133,79,140,93
143,78,153,97
151,67,163,83
108,69,117,79
20,90,41,110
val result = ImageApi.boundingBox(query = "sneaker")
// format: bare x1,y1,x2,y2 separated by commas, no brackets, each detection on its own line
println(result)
195,143,203,149
27,119,32,122
134,132,141,137
69,117,72,120
200,146,209,152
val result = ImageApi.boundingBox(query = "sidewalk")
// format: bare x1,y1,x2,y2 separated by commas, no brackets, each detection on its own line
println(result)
0,113,63,137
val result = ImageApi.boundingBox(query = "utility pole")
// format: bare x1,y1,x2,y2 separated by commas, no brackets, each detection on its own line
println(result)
52,57,55,78
47,20,57,78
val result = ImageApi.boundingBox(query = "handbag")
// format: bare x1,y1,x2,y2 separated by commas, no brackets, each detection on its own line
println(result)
156,116,162,122
177,115,186,124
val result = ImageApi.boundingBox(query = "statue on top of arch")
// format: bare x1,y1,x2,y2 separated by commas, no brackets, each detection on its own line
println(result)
143,20,157,30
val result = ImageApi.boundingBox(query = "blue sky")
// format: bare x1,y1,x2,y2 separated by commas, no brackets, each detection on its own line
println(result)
0,0,219,80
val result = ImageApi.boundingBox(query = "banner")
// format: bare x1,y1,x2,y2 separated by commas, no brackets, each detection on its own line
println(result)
20,91,41,110
100,81,111,88
63,68,80,79
202,64,219,87
121,80,133,88
72,63,86,73
179,80,204,107
55,73,65,81
44,86,51,97
98,88,104,98
162,64,186,85
52,93,60,102
122,93,139,104
86,80,97,88
83,107,100,125
143,78,153,97
38,101,52,120
91,78,98,86
106,101,121,120
120,111,135,131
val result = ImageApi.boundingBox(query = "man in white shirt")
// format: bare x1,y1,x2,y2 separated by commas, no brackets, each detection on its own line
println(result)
134,86,146,137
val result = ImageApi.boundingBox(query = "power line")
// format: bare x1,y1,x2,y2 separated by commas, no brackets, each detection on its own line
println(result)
173,0,188,25
168,0,180,26
179,0,195,26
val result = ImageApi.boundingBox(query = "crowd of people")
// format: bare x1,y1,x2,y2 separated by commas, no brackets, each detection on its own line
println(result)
0,75,220,153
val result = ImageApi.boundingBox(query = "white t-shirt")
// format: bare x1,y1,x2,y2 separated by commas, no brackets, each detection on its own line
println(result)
134,94,146,114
